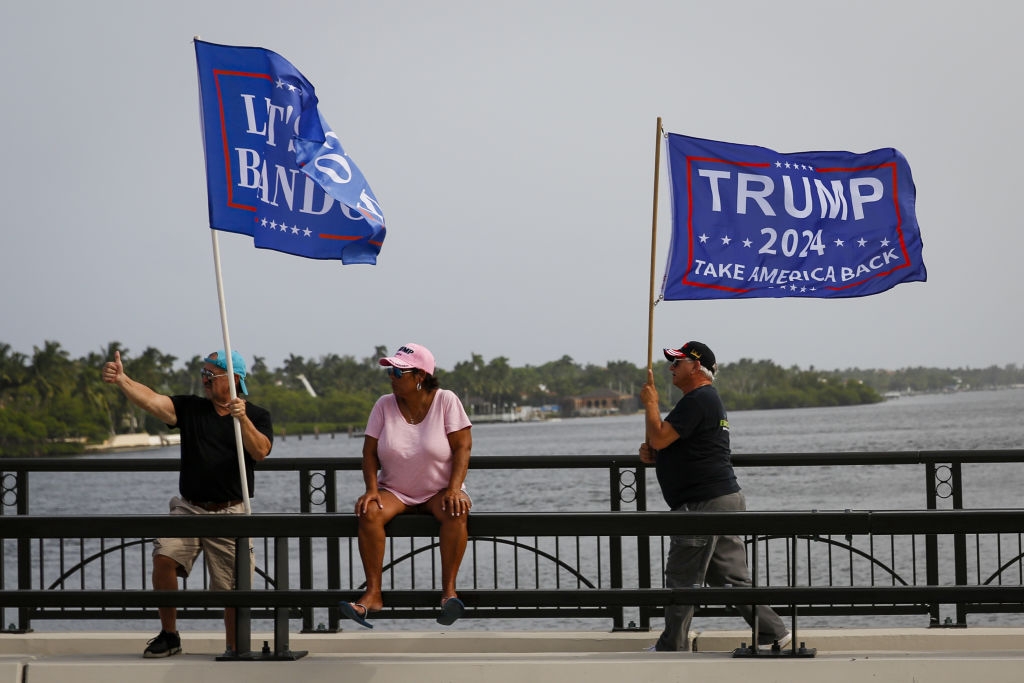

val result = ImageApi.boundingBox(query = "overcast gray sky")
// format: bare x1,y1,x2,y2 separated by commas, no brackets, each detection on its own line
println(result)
2,1,1020,373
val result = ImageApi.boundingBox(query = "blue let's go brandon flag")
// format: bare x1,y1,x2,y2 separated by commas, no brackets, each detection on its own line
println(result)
661,133,925,300
194,39,385,264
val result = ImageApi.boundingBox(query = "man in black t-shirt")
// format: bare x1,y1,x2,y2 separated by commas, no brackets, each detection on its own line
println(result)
640,341,788,652
103,349,272,658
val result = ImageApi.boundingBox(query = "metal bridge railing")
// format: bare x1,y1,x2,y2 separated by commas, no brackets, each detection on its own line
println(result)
2,451,1023,635
2,511,1024,655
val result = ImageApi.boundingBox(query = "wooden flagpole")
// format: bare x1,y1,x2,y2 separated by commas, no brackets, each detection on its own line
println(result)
210,230,253,515
647,116,663,372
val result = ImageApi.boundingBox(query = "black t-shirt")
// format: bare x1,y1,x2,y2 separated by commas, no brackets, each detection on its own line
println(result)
169,395,273,502
654,384,739,508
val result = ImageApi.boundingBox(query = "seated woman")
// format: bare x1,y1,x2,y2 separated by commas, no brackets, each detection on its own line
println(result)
340,343,473,628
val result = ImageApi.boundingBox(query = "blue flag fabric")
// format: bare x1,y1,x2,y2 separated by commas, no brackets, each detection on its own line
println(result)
194,40,385,264
661,133,925,300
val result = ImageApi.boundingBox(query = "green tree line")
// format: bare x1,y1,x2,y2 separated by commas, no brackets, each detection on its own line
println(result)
3,339,1021,457
821,365,1024,394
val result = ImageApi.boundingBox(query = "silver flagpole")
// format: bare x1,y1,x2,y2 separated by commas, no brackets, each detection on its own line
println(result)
647,116,663,372
210,229,253,515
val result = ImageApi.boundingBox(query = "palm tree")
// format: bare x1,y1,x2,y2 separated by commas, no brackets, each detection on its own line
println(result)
0,343,29,408
29,341,72,406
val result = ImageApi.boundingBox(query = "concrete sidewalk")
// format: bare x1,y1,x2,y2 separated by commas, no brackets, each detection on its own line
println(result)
1,628,1023,683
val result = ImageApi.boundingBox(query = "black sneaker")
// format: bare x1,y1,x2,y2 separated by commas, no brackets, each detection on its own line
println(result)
143,630,182,658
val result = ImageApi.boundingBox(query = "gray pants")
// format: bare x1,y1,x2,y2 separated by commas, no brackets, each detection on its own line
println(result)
655,491,788,651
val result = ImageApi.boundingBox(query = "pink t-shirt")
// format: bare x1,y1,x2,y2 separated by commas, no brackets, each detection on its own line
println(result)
365,389,472,505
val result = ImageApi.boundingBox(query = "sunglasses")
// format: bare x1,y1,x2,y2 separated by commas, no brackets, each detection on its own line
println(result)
386,366,417,378
200,368,229,381
670,358,694,369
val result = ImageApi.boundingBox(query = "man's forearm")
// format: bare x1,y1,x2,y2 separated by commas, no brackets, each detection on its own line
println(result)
117,376,175,424
644,402,663,443
645,404,679,450
238,418,271,460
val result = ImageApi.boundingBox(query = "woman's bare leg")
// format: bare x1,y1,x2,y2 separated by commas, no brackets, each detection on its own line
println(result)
424,491,468,600
354,490,407,610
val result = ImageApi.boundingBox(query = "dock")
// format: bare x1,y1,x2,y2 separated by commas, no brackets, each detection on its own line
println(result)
83,433,180,452
2,628,1023,682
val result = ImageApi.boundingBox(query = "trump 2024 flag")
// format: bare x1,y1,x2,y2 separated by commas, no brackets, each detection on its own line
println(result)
661,133,926,300
195,39,385,265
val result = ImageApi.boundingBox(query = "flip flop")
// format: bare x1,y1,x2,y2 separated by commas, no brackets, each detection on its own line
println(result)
436,597,465,626
339,601,374,629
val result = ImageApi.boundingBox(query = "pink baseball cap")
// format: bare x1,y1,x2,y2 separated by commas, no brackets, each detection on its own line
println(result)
379,343,436,376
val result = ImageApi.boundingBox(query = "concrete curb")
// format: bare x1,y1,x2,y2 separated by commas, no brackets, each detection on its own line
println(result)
3,630,1024,683
2,627,1024,655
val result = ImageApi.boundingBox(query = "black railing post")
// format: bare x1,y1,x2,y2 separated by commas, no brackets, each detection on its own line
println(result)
17,471,31,632
326,468,341,631
298,469,314,632
271,536,307,659
274,536,289,650
233,536,252,656
636,466,647,512
750,532,760,648
789,532,799,650
952,462,968,626
925,462,941,626
636,466,651,629
608,466,624,630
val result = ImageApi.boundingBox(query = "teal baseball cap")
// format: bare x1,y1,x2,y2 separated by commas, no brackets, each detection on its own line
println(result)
204,350,248,394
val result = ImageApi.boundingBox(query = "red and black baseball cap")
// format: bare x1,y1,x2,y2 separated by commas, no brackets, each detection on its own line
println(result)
663,341,717,375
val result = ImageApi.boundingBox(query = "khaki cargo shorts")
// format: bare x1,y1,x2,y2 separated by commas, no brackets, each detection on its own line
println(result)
151,496,254,591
